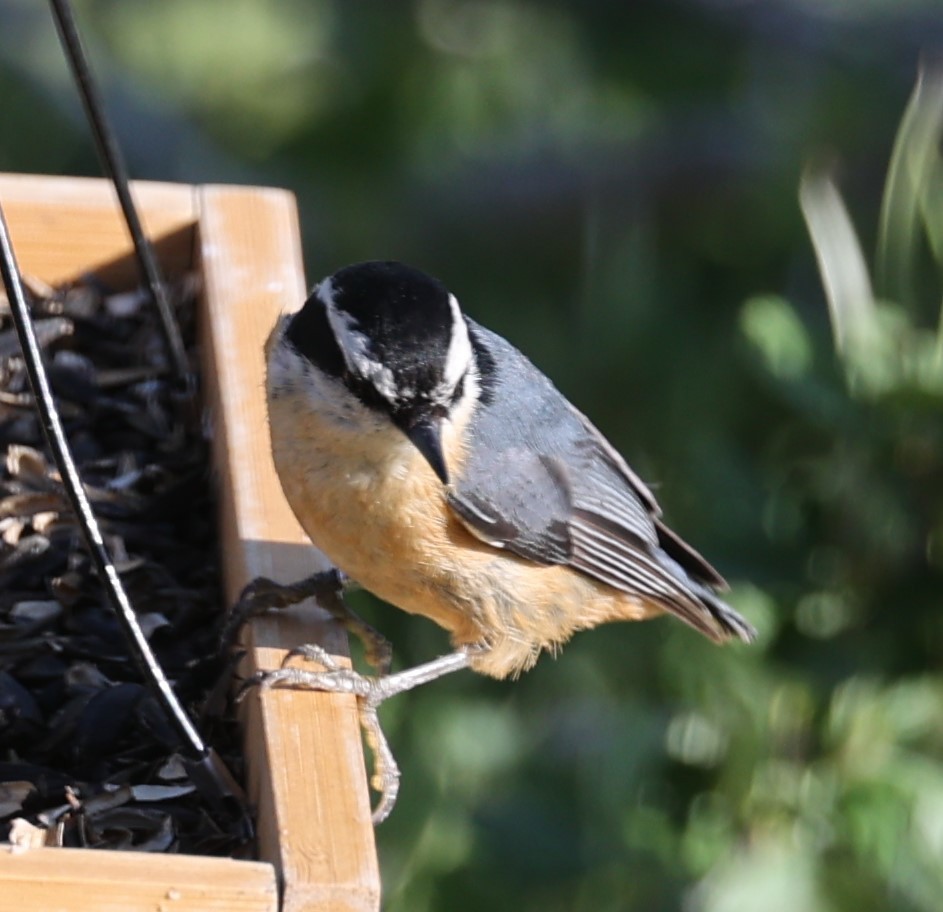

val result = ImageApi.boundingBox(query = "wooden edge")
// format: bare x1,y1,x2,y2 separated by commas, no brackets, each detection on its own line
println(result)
196,185,381,912
0,173,198,285
0,846,276,912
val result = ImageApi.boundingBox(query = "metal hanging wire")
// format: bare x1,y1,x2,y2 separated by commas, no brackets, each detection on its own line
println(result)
0,0,249,822
48,0,191,387
0,206,203,753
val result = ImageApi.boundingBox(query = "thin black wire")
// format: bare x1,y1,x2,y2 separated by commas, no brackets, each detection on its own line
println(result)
0,210,249,824
0,202,207,756
48,0,191,386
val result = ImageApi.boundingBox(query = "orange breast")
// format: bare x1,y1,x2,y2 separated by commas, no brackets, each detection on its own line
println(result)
267,384,662,679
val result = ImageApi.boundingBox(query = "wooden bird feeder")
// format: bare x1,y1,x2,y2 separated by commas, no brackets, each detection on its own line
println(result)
0,173,381,912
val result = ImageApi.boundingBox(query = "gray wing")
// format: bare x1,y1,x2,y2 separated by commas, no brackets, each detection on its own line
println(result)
448,322,755,644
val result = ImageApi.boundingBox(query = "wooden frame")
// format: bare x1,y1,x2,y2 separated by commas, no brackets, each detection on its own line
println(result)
0,174,381,912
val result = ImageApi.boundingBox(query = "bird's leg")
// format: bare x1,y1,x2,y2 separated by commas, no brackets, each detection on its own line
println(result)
252,646,473,823
223,569,392,675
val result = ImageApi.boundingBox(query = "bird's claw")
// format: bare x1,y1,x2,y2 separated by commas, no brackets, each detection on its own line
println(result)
248,645,401,824
222,571,393,675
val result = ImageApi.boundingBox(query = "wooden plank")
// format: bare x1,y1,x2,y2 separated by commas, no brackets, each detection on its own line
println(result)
0,173,197,284
196,185,381,912
0,846,277,912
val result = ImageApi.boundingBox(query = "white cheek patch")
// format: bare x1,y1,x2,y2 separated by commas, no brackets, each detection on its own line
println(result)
443,294,473,391
319,278,400,404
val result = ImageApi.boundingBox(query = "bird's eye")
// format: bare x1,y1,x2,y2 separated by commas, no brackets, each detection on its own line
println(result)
342,369,390,413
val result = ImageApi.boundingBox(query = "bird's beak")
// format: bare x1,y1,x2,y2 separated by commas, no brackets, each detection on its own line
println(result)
405,417,450,485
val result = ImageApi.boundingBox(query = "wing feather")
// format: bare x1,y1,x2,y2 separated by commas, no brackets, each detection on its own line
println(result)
450,320,754,643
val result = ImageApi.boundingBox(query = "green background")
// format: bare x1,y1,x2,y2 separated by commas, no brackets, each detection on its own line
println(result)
2,2,942,909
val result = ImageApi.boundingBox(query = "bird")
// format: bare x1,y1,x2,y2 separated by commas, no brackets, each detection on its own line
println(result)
253,259,755,821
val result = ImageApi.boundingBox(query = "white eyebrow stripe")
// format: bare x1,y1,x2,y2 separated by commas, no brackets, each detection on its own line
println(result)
443,293,473,390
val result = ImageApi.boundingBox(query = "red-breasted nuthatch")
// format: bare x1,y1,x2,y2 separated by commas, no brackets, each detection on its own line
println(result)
259,260,754,820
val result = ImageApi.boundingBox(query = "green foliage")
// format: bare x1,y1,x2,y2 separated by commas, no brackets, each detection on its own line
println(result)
2,2,943,909
801,65,943,399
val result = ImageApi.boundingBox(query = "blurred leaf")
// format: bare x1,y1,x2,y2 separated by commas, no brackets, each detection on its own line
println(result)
740,295,813,379
876,62,943,316
799,169,882,380
690,841,829,912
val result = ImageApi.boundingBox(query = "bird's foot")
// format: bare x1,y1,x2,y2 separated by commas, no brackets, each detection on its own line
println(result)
247,646,474,823
250,643,401,823
222,570,392,675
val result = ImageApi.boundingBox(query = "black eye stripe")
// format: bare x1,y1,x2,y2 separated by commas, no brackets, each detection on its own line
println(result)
343,370,393,412
450,374,467,405
466,324,495,406
286,293,344,379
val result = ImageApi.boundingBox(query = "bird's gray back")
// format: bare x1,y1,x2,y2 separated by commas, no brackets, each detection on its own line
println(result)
448,319,754,644
450,320,658,565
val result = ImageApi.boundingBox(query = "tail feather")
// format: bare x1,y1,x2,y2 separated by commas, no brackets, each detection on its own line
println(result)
688,580,757,643
653,541,756,644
